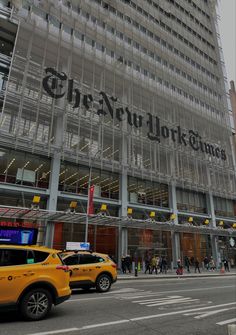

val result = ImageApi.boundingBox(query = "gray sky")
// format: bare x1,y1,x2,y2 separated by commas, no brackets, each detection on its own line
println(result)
218,0,236,85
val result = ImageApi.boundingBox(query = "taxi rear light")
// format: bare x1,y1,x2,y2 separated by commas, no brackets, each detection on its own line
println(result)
56,265,69,272
111,264,117,269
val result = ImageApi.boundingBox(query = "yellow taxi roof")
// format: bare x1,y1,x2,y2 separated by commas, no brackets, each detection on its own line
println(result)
0,244,61,253
61,250,109,258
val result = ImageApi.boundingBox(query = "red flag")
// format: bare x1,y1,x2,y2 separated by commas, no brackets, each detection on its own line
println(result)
88,185,95,215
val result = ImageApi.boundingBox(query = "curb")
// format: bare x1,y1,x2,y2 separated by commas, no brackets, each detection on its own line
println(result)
117,273,236,281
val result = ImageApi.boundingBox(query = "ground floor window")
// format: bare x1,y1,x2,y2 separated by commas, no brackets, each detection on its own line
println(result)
53,222,118,260
127,228,172,268
180,233,212,265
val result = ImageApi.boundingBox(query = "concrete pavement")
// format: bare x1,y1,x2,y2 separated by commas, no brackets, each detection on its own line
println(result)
117,268,236,280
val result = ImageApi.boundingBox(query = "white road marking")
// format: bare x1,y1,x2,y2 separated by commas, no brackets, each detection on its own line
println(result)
67,296,113,302
133,295,182,303
82,319,130,329
119,285,234,300
105,288,144,295
216,318,236,326
194,307,236,319
146,298,199,307
27,329,78,335
27,302,236,335
130,302,236,321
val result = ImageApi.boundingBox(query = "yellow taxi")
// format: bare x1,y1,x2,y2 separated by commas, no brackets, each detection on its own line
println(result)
0,244,71,321
61,251,117,292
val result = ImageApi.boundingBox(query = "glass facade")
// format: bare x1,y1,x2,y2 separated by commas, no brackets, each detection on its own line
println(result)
0,147,51,188
177,188,207,213
127,228,172,268
0,0,235,267
59,162,119,200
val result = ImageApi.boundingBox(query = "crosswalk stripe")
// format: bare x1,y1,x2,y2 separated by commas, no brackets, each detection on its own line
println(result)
106,288,144,295
120,293,160,300
147,298,199,307
130,302,236,322
133,296,182,303
216,318,236,326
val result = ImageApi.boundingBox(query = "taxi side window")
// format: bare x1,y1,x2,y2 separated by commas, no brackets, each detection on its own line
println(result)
0,249,27,266
33,251,50,263
79,255,104,264
64,255,79,265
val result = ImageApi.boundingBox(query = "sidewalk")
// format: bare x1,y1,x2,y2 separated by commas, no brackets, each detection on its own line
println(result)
117,269,236,280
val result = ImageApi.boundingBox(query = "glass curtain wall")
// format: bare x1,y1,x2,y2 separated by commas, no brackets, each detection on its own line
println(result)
59,162,119,200
1,2,235,200
128,176,169,207
0,147,51,188
177,188,207,213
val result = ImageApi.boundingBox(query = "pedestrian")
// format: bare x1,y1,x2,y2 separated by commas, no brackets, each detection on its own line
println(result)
158,257,163,273
151,255,157,274
223,258,230,272
209,257,216,271
184,256,191,273
194,258,201,273
161,257,168,274
125,254,132,273
176,259,183,275
121,255,126,274
144,257,151,274
203,256,209,271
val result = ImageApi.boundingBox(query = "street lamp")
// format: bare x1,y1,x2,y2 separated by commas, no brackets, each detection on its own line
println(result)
85,150,101,242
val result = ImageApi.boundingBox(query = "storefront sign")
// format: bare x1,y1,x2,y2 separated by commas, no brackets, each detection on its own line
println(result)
0,221,37,228
0,227,38,245
43,68,227,161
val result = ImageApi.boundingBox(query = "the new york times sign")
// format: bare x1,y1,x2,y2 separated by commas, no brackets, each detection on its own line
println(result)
43,68,227,161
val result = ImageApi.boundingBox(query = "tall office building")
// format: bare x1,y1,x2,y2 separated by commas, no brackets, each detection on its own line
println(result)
0,0,236,266
230,81,236,154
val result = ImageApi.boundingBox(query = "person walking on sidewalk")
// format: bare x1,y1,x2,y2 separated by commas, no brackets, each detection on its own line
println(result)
223,258,230,272
161,257,168,274
203,256,209,271
184,256,191,273
209,257,216,271
194,258,201,273
151,255,157,274
125,254,132,273
176,259,183,275
121,255,126,274
144,257,151,274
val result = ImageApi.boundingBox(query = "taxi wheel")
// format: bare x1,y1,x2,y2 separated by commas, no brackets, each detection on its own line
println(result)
96,274,112,292
20,288,52,321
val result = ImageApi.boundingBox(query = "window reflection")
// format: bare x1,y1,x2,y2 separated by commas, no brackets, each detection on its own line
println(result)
59,162,119,200
128,177,169,207
214,196,235,218
177,188,207,213
0,147,51,188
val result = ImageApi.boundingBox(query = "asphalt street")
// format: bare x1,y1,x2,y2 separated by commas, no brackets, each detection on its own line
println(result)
0,276,236,335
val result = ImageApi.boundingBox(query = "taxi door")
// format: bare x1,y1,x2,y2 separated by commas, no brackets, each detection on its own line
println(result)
0,248,31,304
76,254,101,284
